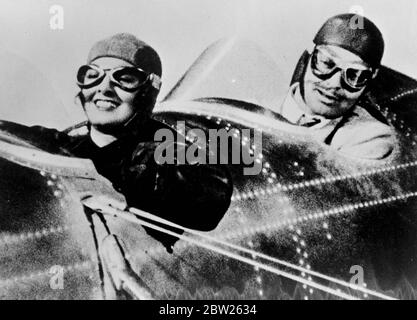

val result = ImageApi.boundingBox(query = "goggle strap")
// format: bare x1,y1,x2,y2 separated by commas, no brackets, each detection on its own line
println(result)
150,74,162,90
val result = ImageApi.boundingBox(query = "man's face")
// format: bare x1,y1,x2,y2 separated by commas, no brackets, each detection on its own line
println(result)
303,45,373,119
81,57,152,133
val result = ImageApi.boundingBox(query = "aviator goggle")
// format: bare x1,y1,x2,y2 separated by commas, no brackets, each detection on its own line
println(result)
311,46,376,90
76,64,161,92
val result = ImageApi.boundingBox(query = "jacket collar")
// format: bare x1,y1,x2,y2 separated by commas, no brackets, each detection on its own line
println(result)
66,117,166,158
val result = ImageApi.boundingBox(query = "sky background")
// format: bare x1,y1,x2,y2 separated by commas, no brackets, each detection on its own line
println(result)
1,0,417,128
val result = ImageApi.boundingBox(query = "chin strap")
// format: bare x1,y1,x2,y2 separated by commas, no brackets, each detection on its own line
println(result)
122,76,159,129
122,111,142,129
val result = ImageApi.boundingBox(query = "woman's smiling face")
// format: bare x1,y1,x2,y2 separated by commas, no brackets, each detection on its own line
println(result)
81,57,141,133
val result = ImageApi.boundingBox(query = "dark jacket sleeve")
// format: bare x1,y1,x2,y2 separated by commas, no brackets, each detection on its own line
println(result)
120,141,233,247
0,120,72,155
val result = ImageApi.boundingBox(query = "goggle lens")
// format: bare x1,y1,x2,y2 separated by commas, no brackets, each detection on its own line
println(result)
311,48,374,89
312,50,336,76
112,67,148,90
76,65,150,91
345,68,373,88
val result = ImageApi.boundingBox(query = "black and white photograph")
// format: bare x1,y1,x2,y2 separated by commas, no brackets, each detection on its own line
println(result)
1,0,417,304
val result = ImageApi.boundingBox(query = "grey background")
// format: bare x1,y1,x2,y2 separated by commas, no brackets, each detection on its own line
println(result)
0,0,416,128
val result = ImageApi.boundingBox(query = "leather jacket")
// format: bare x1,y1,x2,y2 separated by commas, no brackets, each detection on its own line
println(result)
0,118,233,250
